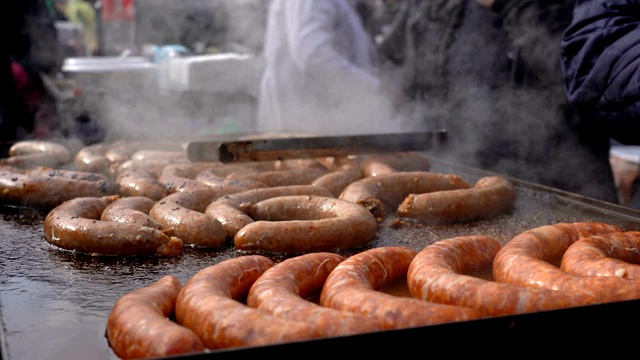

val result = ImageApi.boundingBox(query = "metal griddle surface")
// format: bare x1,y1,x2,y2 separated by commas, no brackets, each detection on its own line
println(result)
2,156,640,359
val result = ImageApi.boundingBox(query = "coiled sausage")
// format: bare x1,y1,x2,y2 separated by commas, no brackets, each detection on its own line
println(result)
560,231,640,279
149,187,226,248
100,195,163,230
360,151,431,177
339,171,472,221
44,196,183,256
397,176,516,223
107,275,205,359
407,235,595,316
204,185,333,239
319,246,483,329
247,252,385,337
492,222,640,303
1,140,71,168
235,195,378,254
175,255,323,350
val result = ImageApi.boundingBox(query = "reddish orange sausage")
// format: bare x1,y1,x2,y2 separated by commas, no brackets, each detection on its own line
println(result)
107,275,205,359
560,231,640,279
205,185,333,239
311,162,362,197
0,167,119,209
408,235,595,316
175,255,323,350
43,196,183,256
100,195,163,230
397,176,517,224
226,166,328,187
492,222,640,303
339,171,472,221
247,252,385,336
235,195,378,254
319,246,483,329
360,151,431,177
149,187,226,248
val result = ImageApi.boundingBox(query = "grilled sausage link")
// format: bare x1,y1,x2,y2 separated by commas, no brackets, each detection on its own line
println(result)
319,246,483,329
107,275,205,359
339,171,472,221
492,222,640,303
560,231,640,279
235,195,378,254
205,185,333,239
247,252,385,337
360,151,432,177
397,176,516,224
1,167,119,209
1,140,72,168
149,187,226,248
311,162,362,197
408,235,596,316
175,255,323,350
101,195,163,230
44,196,183,256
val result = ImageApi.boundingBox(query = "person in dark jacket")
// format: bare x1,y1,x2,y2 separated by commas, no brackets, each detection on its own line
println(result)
379,0,618,204
561,0,640,146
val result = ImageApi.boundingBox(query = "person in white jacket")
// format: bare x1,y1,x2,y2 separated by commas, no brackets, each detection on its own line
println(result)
256,0,405,136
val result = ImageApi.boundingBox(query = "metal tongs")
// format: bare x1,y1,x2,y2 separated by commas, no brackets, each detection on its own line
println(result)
186,130,447,163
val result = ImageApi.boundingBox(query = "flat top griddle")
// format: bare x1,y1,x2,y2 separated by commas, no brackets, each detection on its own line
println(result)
2,156,640,359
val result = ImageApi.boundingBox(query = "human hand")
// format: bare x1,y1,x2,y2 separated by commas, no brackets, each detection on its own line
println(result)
474,0,495,8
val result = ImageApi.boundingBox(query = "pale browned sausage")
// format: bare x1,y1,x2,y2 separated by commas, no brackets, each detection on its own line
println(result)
0,167,119,209
226,166,328,187
73,142,112,174
339,171,472,221
1,140,72,168
107,275,205,359
43,196,183,256
319,246,483,329
175,255,323,350
397,176,517,224
101,195,163,230
204,185,333,239
407,235,596,316
492,222,640,303
235,195,378,254
149,187,227,248
116,168,170,201
560,231,640,279
360,151,431,177
246,252,385,337
311,162,362,197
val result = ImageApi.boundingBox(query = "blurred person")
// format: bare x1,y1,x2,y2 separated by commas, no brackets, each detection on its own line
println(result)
561,0,640,207
256,0,407,136
0,0,64,156
380,0,618,204
54,0,99,56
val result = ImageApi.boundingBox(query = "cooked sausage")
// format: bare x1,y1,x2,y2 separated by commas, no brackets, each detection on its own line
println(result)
235,195,378,254
319,246,483,329
159,162,217,192
73,142,113,174
107,275,205,359
194,168,268,195
397,176,516,223
149,187,227,248
1,140,72,168
311,162,362,197
226,166,328,187
560,231,640,279
101,195,163,230
25,167,109,182
339,171,472,221
407,235,596,316
205,185,333,239
492,222,640,303
116,168,170,201
43,196,183,256
175,255,323,350
246,252,385,336
0,167,119,209
360,151,432,177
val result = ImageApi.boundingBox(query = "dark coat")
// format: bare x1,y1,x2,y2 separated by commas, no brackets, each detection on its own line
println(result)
561,0,640,146
382,0,617,203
